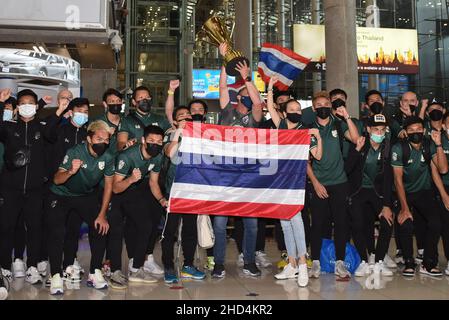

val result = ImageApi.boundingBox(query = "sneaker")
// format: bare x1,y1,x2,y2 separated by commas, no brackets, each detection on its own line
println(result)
128,268,158,283
255,251,272,267
181,265,206,280
243,263,261,277
237,253,244,267
0,275,7,300
37,261,48,277
25,266,43,284
204,256,215,271
1,269,12,282
335,260,350,278
395,249,405,265
309,260,321,278
355,261,370,277
212,264,225,278
87,269,108,289
297,263,309,287
445,262,449,276
102,260,111,278
402,261,416,277
419,265,443,277
368,253,375,265
109,270,127,290
63,265,81,282
306,253,313,269
383,254,397,269
73,259,85,275
12,258,26,278
49,274,64,295
376,261,393,276
164,270,179,284
143,254,164,275
277,252,288,270
274,263,298,280
415,249,424,264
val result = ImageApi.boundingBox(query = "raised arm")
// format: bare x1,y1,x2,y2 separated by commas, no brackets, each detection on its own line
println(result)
219,43,230,109
165,79,180,125
267,76,281,127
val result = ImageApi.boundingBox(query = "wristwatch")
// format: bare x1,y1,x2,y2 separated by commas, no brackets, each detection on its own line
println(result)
244,76,252,82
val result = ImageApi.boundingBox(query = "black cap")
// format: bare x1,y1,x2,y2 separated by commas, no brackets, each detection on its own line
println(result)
68,97,90,110
428,98,445,109
402,115,424,130
367,114,387,127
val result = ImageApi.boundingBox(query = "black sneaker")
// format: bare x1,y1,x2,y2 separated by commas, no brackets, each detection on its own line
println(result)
402,261,416,277
419,265,443,277
243,263,261,277
212,264,225,278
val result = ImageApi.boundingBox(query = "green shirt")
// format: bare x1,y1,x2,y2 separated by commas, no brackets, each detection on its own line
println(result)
163,129,180,196
391,142,432,193
94,113,124,155
50,143,115,197
115,143,162,190
219,103,259,128
430,133,449,186
361,146,382,188
339,117,364,159
310,117,347,186
118,111,170,140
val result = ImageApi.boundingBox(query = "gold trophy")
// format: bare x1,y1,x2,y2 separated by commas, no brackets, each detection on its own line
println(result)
197,15,249,77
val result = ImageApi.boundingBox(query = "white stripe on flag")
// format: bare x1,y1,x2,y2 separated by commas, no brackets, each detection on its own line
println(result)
179,136,310,160
258,62,294,86
171,183,305,205
260,47,309,70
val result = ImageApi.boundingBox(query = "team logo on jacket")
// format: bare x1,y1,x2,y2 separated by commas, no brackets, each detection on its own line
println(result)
421,155,425,162
135,124,141,129
81,163,87,169
331,130,338,138
35,131,41,140
148,164,155,171
51,200,57,208
392,152,398,161
98,161,105,170
63,155,69,164
65,138,70,143
242,115,249,125
118,160,125,170
152,122,158,126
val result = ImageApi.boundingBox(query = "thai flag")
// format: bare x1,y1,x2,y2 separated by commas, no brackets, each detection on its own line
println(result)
168,122,310,219
258,43,311,91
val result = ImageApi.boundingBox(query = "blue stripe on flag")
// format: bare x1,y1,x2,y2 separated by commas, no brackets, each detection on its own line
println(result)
259,51,302,80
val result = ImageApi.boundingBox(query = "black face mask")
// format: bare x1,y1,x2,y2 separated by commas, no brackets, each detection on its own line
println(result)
408,132,424,144
331,99,346,110
370,102,383,115
315,107,331,120
146,143,162,157
191,114,205,122
429,109,444,121
108,104,122,115
137,99,152,113
92,143,109,157
286,113,302,124
409,105,416,114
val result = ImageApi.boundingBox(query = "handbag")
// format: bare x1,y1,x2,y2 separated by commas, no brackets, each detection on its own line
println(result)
197,214,215,249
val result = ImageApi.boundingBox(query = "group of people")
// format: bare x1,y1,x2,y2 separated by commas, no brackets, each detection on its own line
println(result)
0,41,448,300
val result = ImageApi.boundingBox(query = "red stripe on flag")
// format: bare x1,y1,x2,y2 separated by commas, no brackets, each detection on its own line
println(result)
257,67,290,91
182,122,311,146
261,42,311,65
169,198,303,220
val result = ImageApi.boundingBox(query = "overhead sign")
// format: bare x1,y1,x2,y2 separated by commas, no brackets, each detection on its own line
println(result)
293,24,419,74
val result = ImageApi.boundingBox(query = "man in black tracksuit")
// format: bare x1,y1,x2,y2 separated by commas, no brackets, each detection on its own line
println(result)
0,88,66,284
345,114,394,276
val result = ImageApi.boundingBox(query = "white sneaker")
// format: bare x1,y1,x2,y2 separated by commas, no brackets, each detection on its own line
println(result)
297,263,309,287
143,254,164,275
37,261,48,277
0,286,7,300
335,260,350,278
1,269,12,282
73,259,85,275
376,261,393,276
129,268,158,283
274,263,298,280
255,251,272,267
237,253,244,267
12,258,26,278
368,253,375,265
309,260,321,278
383,254,397,268
355,261,370,277
25,266,43,284
445,262,449,276
49,274,64,295
87,269,108,290
63,265,81,282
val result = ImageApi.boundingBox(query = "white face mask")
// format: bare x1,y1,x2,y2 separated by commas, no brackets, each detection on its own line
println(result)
18,104,36,118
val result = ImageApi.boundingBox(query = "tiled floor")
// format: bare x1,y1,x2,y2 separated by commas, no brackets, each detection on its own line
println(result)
5,238,449,300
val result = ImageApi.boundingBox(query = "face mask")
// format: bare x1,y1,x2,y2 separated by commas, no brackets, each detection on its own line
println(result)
429,109,443,121
146,143,162,157
191,114,205,122
108,104,122,115
286,113,302,124
331,99,346,110
240,96,253,110
408,132,424,144
92,142,109,157
315,107,331,120
369,102,383,115
18,104,36,118
370,132,385,144
138,99,152,113
3,109,13,121
409,105,416,114
72,112,88,127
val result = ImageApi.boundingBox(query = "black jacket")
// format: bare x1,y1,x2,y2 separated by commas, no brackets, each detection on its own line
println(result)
0,102,61,192
344,138,393,207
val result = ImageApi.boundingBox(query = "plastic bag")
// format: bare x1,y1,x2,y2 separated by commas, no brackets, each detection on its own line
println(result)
320,238,361,274
197,215,215,249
